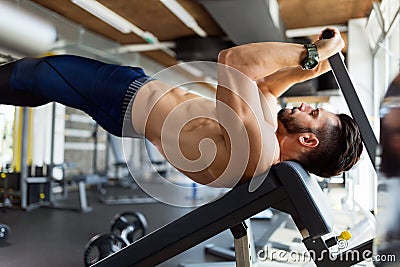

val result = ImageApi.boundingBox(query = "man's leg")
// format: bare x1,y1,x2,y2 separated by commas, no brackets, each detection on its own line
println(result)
0,55,149,137
0,61,49,106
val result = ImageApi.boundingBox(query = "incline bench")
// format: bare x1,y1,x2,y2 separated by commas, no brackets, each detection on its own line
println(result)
92,161,373,267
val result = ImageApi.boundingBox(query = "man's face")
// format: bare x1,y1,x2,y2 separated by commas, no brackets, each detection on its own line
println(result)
277,103,339,134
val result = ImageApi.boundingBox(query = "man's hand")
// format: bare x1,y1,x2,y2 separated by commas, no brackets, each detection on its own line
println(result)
315,27,345,60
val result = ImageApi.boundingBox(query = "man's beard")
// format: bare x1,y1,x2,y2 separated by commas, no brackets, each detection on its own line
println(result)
278,108,311,134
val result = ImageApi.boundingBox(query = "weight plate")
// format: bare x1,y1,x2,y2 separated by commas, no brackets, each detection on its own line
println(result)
83,233,127,267
110,211,147,244
0,224,10,243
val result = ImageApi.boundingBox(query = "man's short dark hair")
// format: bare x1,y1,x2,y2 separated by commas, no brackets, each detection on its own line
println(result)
298,113,363,178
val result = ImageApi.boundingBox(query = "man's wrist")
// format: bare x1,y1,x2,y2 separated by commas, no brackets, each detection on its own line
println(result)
314,41,331,61
301,44,319,70
300,47,308,66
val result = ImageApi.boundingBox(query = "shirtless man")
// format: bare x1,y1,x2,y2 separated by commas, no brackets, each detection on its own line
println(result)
0,27,362,187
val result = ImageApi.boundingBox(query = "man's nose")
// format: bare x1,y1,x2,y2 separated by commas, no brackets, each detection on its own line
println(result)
300,103,313,112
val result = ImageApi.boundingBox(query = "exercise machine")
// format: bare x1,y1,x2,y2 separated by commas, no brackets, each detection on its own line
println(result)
190,208,290,265
92,161,373,267
321,29,378,166
99,135,157,205
49,105,98,212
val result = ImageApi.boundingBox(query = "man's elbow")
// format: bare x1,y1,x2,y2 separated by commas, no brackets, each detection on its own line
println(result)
218,49,233,65
218,48,246,70
218,48,258,80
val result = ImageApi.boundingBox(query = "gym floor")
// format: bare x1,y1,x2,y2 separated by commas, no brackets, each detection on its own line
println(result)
0,185,237,267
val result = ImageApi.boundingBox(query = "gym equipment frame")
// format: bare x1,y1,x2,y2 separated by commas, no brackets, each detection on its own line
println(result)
92,161,373,267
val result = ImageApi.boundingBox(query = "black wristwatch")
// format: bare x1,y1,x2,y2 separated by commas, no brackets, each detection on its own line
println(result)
301,44,319,70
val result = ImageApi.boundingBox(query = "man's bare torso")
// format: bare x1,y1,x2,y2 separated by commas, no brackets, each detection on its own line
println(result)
131,80,279,187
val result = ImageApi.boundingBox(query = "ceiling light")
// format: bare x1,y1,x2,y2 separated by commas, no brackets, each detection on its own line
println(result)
160,0,207,37
71,0,144,35
119,42,176,53
72,0,177,55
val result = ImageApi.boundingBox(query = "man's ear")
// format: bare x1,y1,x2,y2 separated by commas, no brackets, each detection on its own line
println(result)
298,133,319,148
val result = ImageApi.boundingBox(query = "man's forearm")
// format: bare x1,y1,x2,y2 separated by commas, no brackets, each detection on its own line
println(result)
256,59,331,97
218,42,307,81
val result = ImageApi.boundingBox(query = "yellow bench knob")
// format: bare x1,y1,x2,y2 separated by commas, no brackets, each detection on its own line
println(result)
338,230,352,241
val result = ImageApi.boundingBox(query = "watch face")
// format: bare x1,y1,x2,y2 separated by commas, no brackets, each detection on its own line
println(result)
305,59,318,70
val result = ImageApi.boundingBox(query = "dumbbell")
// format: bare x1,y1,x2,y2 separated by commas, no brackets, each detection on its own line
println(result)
110,211,147,245
0,224,10,244
83,211,147,267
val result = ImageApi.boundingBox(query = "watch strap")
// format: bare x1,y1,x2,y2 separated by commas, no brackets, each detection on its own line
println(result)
302,44,319,70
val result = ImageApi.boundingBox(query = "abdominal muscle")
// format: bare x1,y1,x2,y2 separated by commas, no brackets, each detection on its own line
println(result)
131,80,273,187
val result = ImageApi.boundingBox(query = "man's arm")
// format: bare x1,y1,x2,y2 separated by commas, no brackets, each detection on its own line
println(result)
256,59,332,97
218,42,306,81
218,28,344,81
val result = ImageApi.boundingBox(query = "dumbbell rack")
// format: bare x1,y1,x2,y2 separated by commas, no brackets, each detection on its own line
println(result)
3,104,83,211
0,107,52,210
